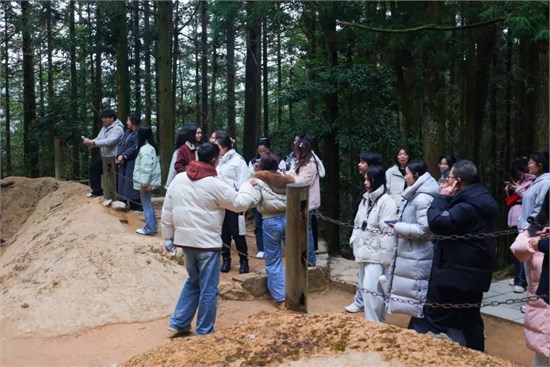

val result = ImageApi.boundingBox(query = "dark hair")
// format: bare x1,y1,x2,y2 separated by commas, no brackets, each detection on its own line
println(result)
182,124,201,145
217,135,233,150
258,151,279,172
452,160,479,185
393,146,410,166
127,114,141,127
510,157,529,181
407,159,428,180
441,168,451,180
136,125,159,155
101,109,117,120
294,138,314,173
212,129,226,141
174,129,187,150
303,135,319,154
366,166,386,193
530,151,549,173
258,136,270,148
438,154,457,167
197,143,220,163
360,151,383,167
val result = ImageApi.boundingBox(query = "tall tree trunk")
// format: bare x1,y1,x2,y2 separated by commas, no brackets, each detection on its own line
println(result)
92,3,102,160
262,17,269,137
3,2,11,177
319,6,340,255
133,0,141,115
21,0,39,177
210,35,218,127
505,37,514,162
420,2,445,177
243,1,261,161
68,0,78,179
194,14,200,126
157,0,174,185
114,1,130,121
171,1,179,120
143,0,152,125
200,0,209,132
534,41,549,150
276,8,282,127
226,11,236,138
46,1,53,104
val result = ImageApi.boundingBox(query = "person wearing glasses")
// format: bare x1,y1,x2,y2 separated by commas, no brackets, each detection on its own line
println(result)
423,160,499,352
83,109,124,198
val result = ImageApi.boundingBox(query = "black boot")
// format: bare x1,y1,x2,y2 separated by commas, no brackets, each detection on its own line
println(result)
239,257,249,274
221,257,231,273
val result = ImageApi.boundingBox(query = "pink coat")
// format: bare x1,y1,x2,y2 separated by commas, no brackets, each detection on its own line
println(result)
510,232,550,358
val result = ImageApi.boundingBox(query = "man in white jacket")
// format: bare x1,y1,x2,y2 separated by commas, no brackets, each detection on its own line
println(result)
161,143,250,336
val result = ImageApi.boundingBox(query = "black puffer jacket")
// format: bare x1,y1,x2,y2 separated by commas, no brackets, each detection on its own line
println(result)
427,184,499,293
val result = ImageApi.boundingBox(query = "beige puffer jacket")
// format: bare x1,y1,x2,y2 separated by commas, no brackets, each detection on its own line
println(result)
236,171,295,218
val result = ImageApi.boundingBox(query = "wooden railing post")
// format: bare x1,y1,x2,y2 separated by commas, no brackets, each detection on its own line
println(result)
54,136,64,179
285,183,309,313
102,156,116,200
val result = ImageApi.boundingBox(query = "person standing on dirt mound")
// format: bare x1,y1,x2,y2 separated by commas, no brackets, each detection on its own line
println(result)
115,114,141,211
423,160,499,352
161,143,250,336
83,109,124,197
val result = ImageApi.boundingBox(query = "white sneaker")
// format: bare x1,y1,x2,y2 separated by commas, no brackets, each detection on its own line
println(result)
344,303,363,313
508,279,515,286
86,192,95,198
136,228,146,235
513,285,526,293
256,251,265,259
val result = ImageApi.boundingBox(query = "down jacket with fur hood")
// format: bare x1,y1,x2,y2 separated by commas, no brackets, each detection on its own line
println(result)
349,185,398,266
235,171,295,218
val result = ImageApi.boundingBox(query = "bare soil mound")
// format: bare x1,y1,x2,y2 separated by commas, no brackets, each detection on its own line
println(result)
0,177,186,337
123,312,514,367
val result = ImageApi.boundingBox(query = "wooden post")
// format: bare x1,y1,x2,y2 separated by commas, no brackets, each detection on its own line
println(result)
285,183,309,313
102,156,116,200
54,136,64,179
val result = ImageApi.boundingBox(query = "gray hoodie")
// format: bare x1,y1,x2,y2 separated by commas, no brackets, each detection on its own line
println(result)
93,119,124,157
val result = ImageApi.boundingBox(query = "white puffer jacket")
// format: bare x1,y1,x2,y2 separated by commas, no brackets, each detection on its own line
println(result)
386,165,406,209
350,185,397,266
235,171,295,218
388,172,439,317
216,149,250,191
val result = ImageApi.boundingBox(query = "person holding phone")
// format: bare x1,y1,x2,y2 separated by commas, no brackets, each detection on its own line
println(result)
386,160,439,329
422,160,499,352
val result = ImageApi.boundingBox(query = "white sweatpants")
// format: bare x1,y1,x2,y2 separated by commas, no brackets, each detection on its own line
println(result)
358,262,386,322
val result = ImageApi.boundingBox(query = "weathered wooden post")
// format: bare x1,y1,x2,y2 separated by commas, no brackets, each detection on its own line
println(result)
285,183,309,313
54,136,64,179
102,156,116,200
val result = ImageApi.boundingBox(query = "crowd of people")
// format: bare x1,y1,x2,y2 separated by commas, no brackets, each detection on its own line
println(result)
82,110,549,365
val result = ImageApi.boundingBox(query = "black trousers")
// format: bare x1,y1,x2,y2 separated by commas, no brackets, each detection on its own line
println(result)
88,158,103,196
311,212,318,251
422,286,484,352
221,210,248,260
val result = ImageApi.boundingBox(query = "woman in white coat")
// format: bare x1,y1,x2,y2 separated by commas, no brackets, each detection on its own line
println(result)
350,166,397,322
387,160,439,328
386,146,410,209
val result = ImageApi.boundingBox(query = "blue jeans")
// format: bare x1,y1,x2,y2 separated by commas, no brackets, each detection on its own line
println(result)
307,212,316,266
170,249,220,335
263,215,286,302
254,209,264,252
140,191,157,234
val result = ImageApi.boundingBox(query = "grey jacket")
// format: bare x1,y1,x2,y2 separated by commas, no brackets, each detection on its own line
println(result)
93,119,124,157
388,172,439,317
518,172,550,231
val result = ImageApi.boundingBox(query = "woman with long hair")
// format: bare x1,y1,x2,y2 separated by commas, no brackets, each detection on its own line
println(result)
386,146,411,209
290,137,321,266
165,128,187,189
215,134,251,273
350,166,397,322
134,125,162,235
174,124,203,173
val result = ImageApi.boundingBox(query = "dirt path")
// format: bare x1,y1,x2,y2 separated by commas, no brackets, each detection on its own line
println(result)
1,287,532,366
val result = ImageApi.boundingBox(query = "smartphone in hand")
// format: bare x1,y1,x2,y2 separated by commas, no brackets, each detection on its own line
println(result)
384,220,397,225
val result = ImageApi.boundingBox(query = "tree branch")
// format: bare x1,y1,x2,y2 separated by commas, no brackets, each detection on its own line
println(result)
336,16,506,33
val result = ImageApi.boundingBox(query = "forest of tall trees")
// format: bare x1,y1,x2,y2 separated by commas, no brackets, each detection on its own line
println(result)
1,1,549,256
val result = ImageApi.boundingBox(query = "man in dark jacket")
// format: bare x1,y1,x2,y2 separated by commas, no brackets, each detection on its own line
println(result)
423,160,499,352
